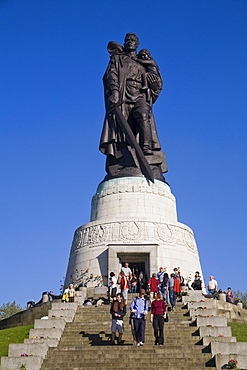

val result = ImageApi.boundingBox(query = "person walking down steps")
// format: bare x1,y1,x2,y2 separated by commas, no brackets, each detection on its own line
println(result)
110,293,126,345
130,289,148,346
150,292,167,345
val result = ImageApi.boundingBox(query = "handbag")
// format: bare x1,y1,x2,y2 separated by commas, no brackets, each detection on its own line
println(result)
164,314,168,322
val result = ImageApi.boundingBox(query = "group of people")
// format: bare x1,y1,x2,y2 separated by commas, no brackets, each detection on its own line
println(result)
108,263,148,305
109,265,186,310
62,284,77,303
110,288,167,346
109,264,185,346
109,266,236,347
191,273,234,303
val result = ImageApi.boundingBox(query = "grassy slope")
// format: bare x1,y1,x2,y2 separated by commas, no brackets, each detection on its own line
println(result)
228,322,247,342
0,325,33,358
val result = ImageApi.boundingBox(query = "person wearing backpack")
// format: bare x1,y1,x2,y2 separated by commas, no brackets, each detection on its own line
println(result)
129,289,148,346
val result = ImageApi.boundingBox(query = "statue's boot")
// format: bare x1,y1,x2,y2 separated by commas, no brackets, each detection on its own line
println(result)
139,114,153,155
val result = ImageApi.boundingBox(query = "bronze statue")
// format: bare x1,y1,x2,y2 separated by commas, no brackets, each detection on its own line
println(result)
100,33,167,182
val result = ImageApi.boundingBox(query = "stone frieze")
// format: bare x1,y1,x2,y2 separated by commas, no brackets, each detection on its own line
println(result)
70,221,198,255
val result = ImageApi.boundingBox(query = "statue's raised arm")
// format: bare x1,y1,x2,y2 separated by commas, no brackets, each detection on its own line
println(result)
99,33,167,183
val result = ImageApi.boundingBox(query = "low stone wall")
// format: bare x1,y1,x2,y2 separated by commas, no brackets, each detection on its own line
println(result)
0,302,52,330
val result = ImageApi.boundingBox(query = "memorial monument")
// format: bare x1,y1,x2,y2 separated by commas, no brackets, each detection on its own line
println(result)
65,33,204,288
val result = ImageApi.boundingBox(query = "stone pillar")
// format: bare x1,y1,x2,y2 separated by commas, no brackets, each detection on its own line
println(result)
219,293,226,302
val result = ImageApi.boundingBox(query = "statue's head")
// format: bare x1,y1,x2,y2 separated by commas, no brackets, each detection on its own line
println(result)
124,33,139,51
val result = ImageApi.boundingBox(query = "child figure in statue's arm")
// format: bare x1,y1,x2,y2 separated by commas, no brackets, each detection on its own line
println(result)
137,49,160,102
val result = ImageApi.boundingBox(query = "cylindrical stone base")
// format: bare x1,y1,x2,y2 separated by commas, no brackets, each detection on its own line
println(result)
65,177,204,289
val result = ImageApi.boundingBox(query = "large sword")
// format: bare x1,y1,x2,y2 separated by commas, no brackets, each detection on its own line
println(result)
113,106,154,183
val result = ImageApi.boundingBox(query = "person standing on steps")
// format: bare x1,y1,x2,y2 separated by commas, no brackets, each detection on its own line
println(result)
110,293,126,345
162,272,169,303
139,271,147,291
148,273,159,300
121,262,132,280
207,275,218,295
150,292,167,345
120,271,129,304
130,289,148,346
167,273,176,311
121,262,132,292
108,271,117,301
157,267,165,298
67,284,77,302
130,273,138,293
173,272,181,309
226,287,234,303
191,271,202,290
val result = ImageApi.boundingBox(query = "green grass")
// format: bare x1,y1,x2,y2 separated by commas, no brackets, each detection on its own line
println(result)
0,325,33,358
228,322,247,342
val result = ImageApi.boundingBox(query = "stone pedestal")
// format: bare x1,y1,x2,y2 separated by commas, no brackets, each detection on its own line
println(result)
219,293,226,302
65,177,203,288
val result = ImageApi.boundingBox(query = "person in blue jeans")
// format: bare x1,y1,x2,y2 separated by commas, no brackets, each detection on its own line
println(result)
130,274,138,293
130,289,148,346
167,273,176,310
157,267,165,298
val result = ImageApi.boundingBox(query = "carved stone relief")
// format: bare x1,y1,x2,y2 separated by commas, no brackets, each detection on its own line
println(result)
70,220,198,255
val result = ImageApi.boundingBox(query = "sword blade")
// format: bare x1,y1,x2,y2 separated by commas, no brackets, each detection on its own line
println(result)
113,107,154,183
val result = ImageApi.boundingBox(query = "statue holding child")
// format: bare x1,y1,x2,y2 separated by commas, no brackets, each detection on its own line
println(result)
100,33,167,182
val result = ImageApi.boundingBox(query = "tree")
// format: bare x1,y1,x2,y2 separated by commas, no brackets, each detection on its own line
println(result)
233,290,247,309
0,301,24,320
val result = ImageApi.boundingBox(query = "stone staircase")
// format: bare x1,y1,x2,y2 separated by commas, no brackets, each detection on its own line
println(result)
1,291,247,370
39,292,213,370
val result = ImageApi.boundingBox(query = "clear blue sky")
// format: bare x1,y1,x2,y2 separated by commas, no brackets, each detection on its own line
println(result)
1,0,247,307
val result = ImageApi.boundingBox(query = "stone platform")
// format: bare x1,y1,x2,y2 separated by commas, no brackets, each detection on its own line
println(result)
65,177,203,287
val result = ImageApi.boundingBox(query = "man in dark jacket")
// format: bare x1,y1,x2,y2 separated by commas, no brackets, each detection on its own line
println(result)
110,293,126,344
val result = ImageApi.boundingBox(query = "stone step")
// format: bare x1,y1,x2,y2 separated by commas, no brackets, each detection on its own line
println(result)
187,300,216,310
34,318,67,330
202,336,236,345
40,367,215,370
1,355,43,370
189,308,217,318
209,341,247,356
195,316,227,327
42,355,213,363
214,353,247,370
51,302,78,311
42,357,213,367
29,327,63,340
8,342,49,358
48,344,206,353
24,337,59,347
43,352,211,358
48,309,75,321
198,326,233,338
60,333,197,340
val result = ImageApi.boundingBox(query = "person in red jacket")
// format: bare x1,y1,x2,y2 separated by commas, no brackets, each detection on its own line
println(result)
148,273,159,300
150,292,167,345
173,273,181,310
120,271,129,304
